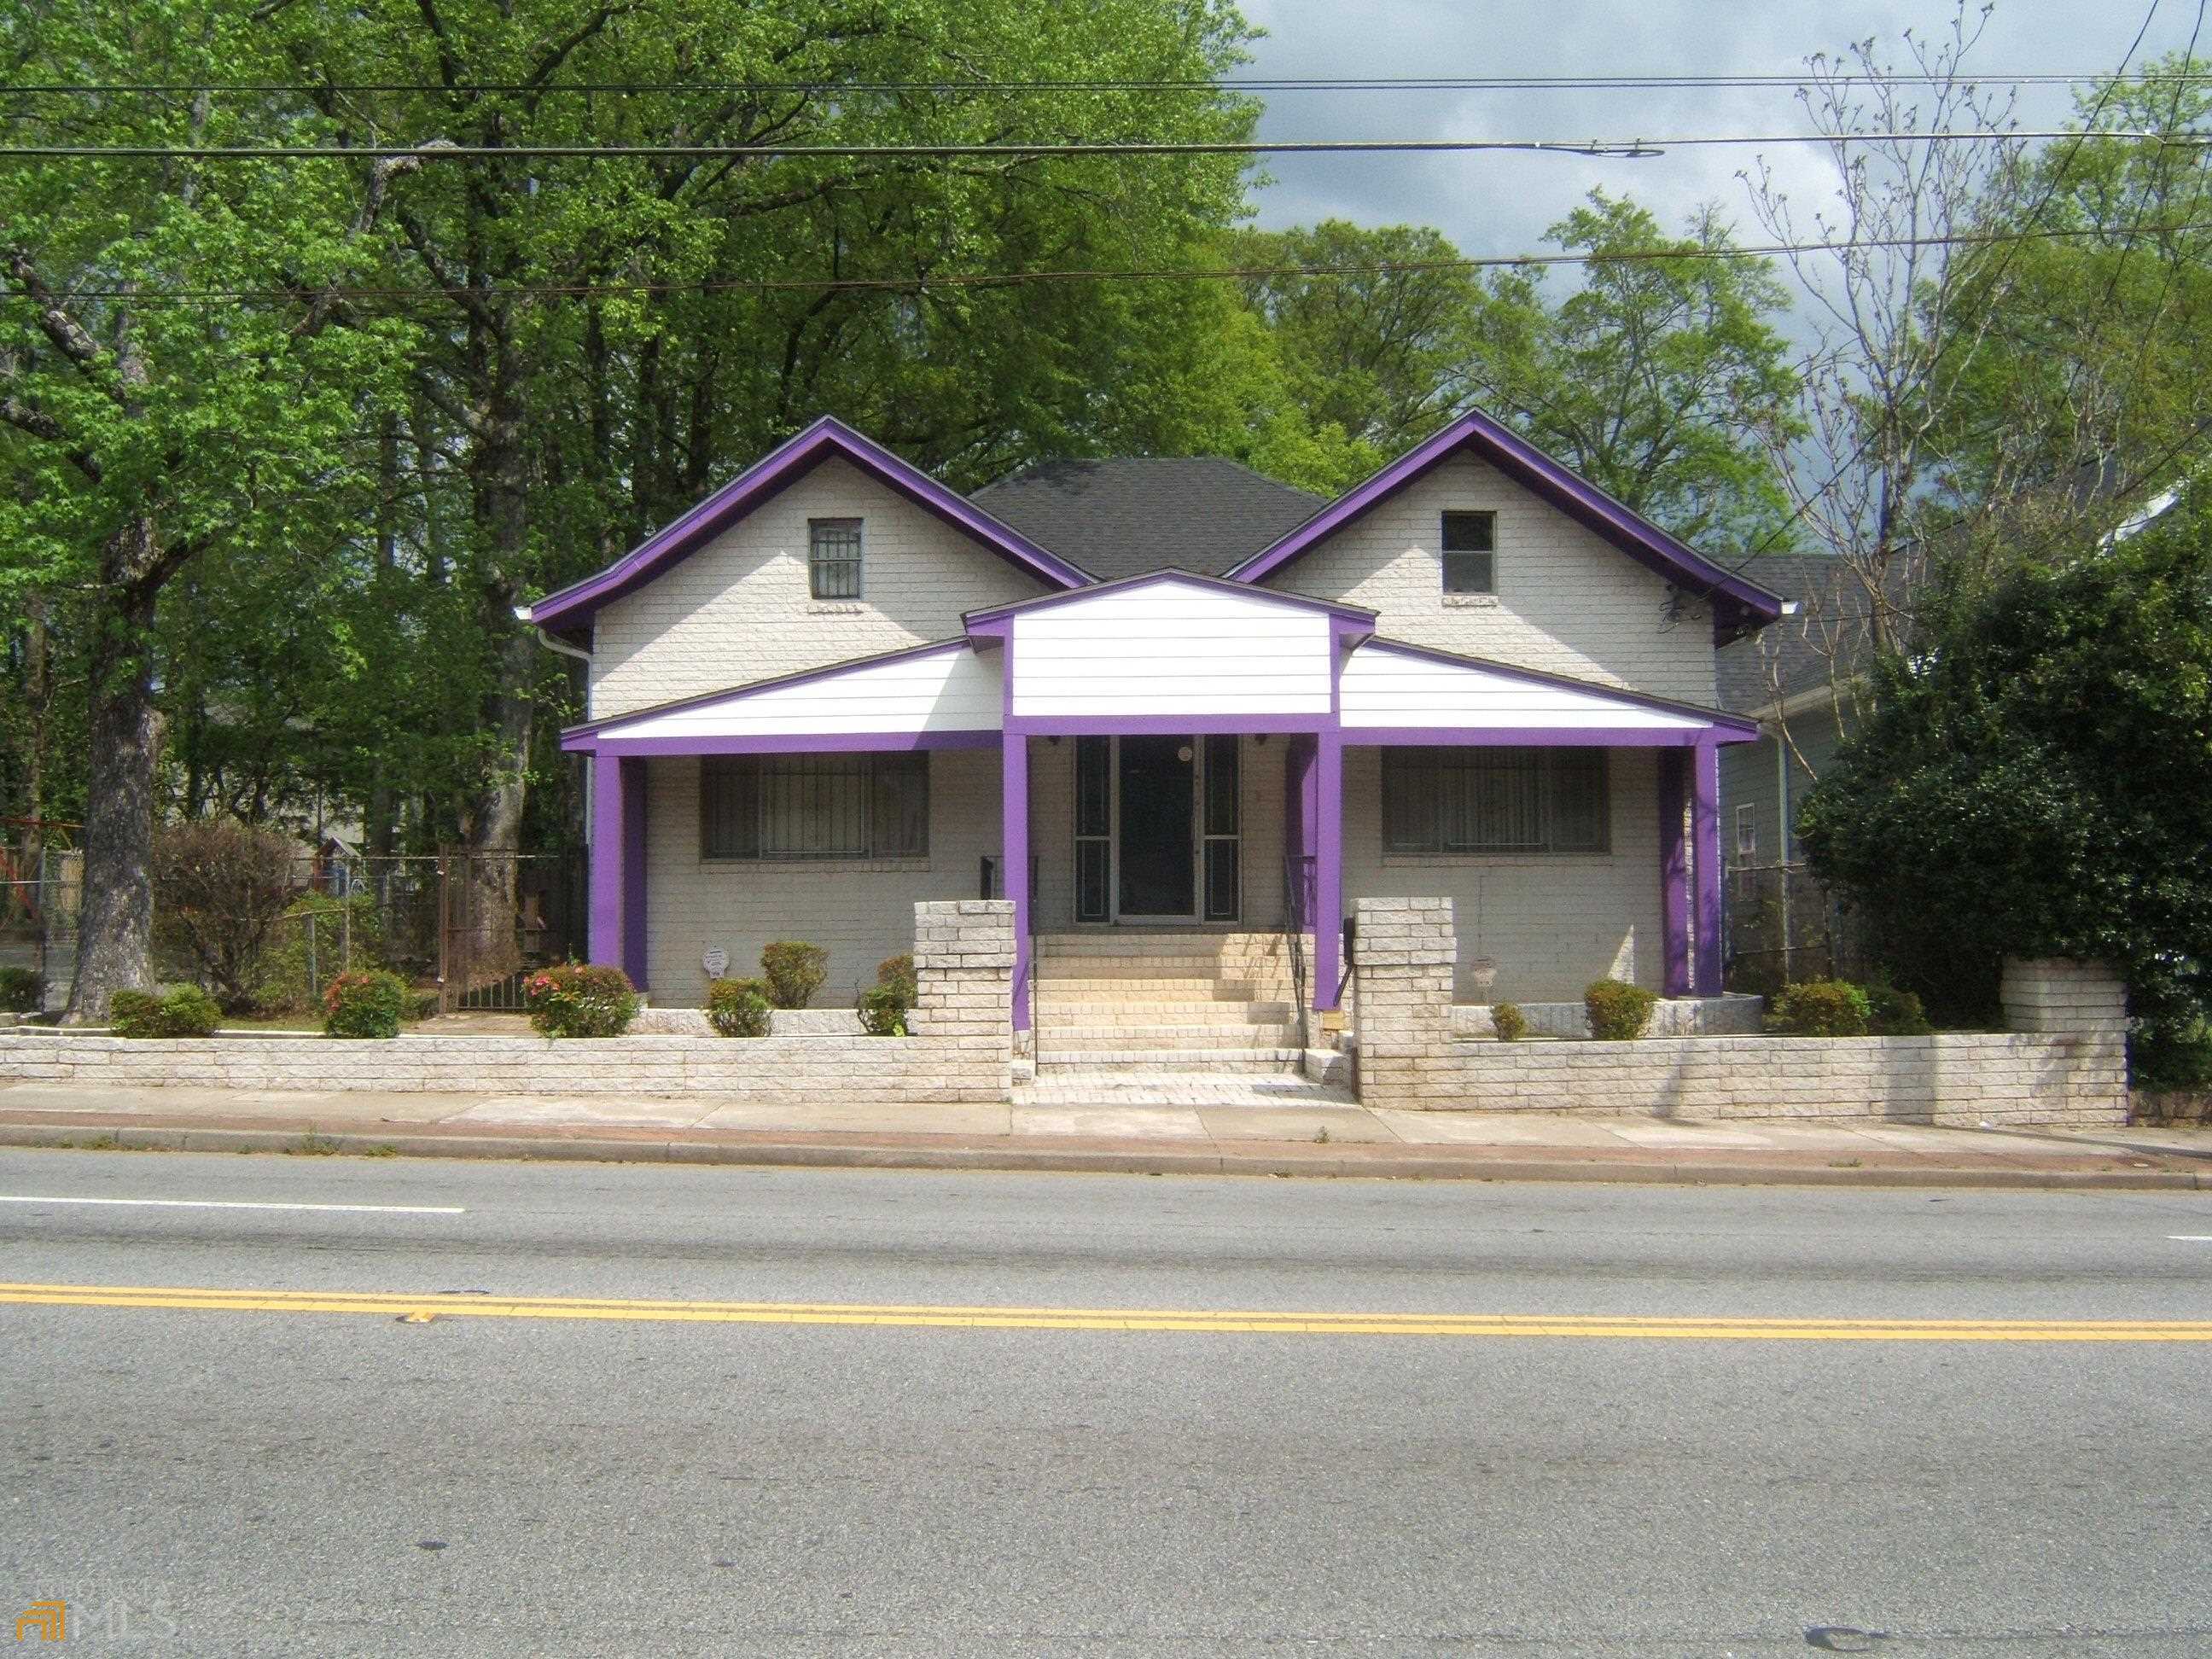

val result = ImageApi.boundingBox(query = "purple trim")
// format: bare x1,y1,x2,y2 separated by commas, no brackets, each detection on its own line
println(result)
1004,713,1324,737
1658,748,1691,998
620,757,649,988
966,566,1377,628
563,637,974,741
1003,741,1031,1036
590,730,997,758
1692,738,1723,994
589,756,637,980
1312,730,1344,1012
1343,725,1716,748
527,416,1090,630
1225,407,1786,643
1354,637,1762,735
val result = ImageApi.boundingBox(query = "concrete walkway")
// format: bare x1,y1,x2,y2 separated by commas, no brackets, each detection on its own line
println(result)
0,1078,2206,1190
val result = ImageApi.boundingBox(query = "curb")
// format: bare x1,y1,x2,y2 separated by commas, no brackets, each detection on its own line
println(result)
0,1119,2203,1192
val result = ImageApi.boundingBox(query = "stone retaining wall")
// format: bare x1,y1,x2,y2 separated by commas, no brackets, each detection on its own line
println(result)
0,900,1017,1105
1450,995,1764,1040
1351,898,2128,1126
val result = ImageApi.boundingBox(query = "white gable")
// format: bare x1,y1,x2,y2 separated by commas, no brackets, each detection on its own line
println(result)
1009,578,1333,718
1339,642,1706,731
595,643,1000,739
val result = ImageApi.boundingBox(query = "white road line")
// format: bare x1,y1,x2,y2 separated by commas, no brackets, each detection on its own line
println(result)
0,1196,464,1215
2170,1235,2212,1242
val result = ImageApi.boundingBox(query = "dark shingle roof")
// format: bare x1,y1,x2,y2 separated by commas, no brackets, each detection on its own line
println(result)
1714,555,1878,714
969,457,1327,583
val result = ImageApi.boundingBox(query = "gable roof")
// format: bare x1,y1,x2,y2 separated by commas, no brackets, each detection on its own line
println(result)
523,416,1091,637
1713,555,1878,714
1225,406,1786,644
971,457,1328,583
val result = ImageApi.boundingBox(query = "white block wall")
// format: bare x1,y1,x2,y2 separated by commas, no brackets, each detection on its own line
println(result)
1009,580,1331,717
591,457,1053,719
641,748,1004,1007
1340,744,1663,1002
1260,452,1718,706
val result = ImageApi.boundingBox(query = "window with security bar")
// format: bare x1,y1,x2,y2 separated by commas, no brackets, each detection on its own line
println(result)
808,517,864,600
699,754,928,860
1382,747,1607,854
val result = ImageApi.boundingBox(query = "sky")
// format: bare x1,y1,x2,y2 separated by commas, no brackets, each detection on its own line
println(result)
1237,0,2206,291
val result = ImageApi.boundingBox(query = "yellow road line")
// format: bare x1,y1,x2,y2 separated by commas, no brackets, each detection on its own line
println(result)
3,1282,2209,1340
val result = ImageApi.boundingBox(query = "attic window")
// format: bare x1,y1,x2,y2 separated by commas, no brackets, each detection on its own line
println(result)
1441,510,1495,595
809,518,864,600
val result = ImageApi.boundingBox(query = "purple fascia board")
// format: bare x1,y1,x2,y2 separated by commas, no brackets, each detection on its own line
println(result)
1224,407,1786,641
1340,725,1726,748
526,416,1091,631
585,731,998,758
1004,713,1325,737
561,637,976,744
963,567,1378,630
1353,636,1763,736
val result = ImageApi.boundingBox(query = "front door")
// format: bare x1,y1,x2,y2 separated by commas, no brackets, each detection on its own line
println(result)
1116,735,1196,918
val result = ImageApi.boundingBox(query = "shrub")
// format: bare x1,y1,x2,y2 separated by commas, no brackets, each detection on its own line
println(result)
1865,981,1932,1037
760,941,828,1010
406,990,441,1023
0,967,40,1014
109,986,222,1039
1767,978,1873,1037
524,963,639,1039
151,821,305,1013
1585,979,1657,1041
876,952,917,1001
705,976,773,1038
253,892,387,1015
859,983,910,1037
1488,1001,1528,1042
2133,1016,2212,1091
323,970,410,1039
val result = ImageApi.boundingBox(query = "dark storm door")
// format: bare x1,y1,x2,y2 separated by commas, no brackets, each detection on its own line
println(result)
1116,735,1196,917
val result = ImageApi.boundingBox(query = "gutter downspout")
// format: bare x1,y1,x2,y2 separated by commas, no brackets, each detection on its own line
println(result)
1774,713,1792,982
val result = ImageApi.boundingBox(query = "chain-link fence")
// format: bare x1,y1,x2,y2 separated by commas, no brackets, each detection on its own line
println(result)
1723,859,1873,992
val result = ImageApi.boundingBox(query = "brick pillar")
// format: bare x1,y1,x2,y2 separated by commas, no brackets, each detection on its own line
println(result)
911,900,1016,1098
1349,896,1456,1107
2001,958,2128,1037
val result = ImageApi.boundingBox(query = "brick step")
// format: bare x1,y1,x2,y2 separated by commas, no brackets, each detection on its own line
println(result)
1037,1000,1297,1025
1031,975,1295,998
1034,931,1296,955
1016,1074,1357,1105
1033,950,1297,973
1033,1048,1307,1075
1044,1024,1306,1052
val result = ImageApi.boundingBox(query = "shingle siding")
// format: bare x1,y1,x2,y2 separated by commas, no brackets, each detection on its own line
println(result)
590,457,1052,719
1259,453,1718,706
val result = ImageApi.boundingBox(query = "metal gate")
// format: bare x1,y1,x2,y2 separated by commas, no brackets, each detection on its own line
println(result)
436,850,587,1012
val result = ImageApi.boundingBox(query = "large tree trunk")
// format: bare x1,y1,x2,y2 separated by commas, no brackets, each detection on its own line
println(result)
66,521,162,1024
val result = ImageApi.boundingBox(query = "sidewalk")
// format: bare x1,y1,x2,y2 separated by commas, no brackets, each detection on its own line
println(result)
0,1079,2207,1190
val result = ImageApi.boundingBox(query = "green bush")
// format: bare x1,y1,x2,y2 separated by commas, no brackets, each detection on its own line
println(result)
2133,1016,2212,1090
760,940,828,1010
876,952,917,1002
0,967,41,1014
1767,979,1873,1036
859,983,910,1037
253,892,387,1015
1584,979,1657,1041
1865,981,1932,1037
406,990,441,1023
705,976,773,1038
109,986,222,1039
1489,1001,1528,1042
524,963,639,1039
323,969,409,1039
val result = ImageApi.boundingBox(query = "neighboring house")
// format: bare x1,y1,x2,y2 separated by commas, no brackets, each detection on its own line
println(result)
521,411,1784,1033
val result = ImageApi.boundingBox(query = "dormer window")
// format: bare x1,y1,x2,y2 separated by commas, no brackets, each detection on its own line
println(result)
809,517,864,600
1441,510,1495,595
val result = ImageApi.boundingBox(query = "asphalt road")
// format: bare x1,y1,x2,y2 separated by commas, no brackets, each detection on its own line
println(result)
3,1148,2209,1656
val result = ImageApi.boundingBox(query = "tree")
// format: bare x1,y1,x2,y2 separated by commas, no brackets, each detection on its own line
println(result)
1796,495,2212,1052
0,3,405,1021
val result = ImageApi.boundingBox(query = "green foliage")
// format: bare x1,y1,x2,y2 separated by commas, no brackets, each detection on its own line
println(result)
1799,499,2212,1039
875,953,918,1003
1865,982,1932,1037
523,963,639,1039
254,893,387,1016
858,984,911,1038
151,822,307,1013
1767,980,1873,1037
1584,980,1658,1041
109,987,222,1039
2133,1016,2212,1090
322,970,409,1040
0,969,40,1014
704,977,773,1039
1489,1001,1528,1042
760,942,829,1010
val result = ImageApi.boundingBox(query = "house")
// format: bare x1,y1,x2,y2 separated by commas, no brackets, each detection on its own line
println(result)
521,411,1784,1051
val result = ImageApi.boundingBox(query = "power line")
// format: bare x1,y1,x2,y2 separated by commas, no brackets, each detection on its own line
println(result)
5,128,2208,163
22,218,2209,308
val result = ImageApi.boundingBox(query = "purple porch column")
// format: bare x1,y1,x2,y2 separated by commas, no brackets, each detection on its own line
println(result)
1003,731,1030,1032
1691,737,1722,995
1657,748,1691,998
1311,730,1344,1011
588,754,649,987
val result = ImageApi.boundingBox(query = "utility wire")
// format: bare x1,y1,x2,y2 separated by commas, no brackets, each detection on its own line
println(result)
22,219,2211,308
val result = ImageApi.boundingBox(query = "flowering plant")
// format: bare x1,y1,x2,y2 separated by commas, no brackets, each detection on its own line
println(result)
524,963,640,1039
